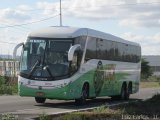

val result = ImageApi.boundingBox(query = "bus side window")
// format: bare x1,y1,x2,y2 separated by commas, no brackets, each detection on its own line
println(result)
85,37,97,62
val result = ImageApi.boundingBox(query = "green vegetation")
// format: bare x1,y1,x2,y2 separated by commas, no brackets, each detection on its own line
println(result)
142,75,160,82
141,58,153,79
118,94,160,116
140,82,160,88
39,112,51,120
0,76,18,95
56,94,160,120
61,110,121,120
140,75,160,88
0,113,17,120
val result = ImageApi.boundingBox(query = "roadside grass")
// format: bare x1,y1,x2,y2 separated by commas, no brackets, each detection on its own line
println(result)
0,113,18,120
39,112,51,120
58,109,121,120
140,75,160,88
55,94,160,120
140,81,160,88
141,76,160,82
0,76,18,95
117,94,160,116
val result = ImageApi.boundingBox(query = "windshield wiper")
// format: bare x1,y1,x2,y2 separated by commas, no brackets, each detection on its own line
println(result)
28,60,40,78
43,66,54,79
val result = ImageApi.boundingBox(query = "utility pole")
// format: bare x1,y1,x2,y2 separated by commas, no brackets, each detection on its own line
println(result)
60,0,62,26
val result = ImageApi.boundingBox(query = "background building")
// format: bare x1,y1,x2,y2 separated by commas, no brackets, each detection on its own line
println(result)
0,61,20,77
142,55,160,76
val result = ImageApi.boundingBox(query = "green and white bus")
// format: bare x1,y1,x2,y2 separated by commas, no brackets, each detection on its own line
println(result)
13,27,141,104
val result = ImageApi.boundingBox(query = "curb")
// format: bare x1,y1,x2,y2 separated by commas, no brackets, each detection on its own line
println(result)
27,100,138,120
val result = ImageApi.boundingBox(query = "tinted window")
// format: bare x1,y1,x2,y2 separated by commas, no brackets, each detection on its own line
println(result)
85,36,140,63
74,36,87,51
85,37,97,61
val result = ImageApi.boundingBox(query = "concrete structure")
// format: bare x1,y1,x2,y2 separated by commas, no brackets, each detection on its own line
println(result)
0,61,20,77
142,55,160,76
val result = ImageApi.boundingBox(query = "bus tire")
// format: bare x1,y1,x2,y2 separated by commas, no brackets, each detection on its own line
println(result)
120,83,127,100
111,95,120,100
35,97,46,103
111,83,127,100
75,83,89,105
121,83,132,100
125,82,132,100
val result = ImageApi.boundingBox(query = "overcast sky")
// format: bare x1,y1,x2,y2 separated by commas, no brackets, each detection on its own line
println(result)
0,0,160,55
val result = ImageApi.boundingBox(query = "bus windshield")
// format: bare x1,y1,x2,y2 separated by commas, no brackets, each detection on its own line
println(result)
20,38,73,80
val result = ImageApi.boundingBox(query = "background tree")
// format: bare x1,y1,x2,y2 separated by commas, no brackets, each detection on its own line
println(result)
141,58,153,79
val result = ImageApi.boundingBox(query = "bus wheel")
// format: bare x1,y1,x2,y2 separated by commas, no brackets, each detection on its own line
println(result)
75,84,89,105
120,84,126,100
111,95,120,100
120,83,131,100
111,83,127,100
125,83,132,100
35,97,46,103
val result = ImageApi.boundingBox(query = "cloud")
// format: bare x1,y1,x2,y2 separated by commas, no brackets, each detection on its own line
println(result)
0,6,32,24
0,29,27,55
37,0,160,28
119,4,160,28
37,0,124,19
17,5,33,11
122,32,160,55
37,2,59,16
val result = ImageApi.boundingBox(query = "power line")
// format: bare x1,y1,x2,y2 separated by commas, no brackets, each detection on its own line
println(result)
0,20,30,31
0,14,59,29
0,1,159,29
0,22,30,34
0,41,17,45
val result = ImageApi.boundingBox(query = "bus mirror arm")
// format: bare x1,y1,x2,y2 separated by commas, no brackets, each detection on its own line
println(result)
68,44,81,61
13,42,24,59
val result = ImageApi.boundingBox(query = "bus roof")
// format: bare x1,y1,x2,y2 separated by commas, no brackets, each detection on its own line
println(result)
29,26,140,46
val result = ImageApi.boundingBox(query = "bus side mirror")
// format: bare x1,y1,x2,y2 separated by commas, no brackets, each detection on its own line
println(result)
68,44,81,61
13,42,24,60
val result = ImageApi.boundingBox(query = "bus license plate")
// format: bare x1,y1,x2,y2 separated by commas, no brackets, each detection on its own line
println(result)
36,92,45,97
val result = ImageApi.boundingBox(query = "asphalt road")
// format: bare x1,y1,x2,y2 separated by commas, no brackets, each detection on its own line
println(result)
0,88,160,119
